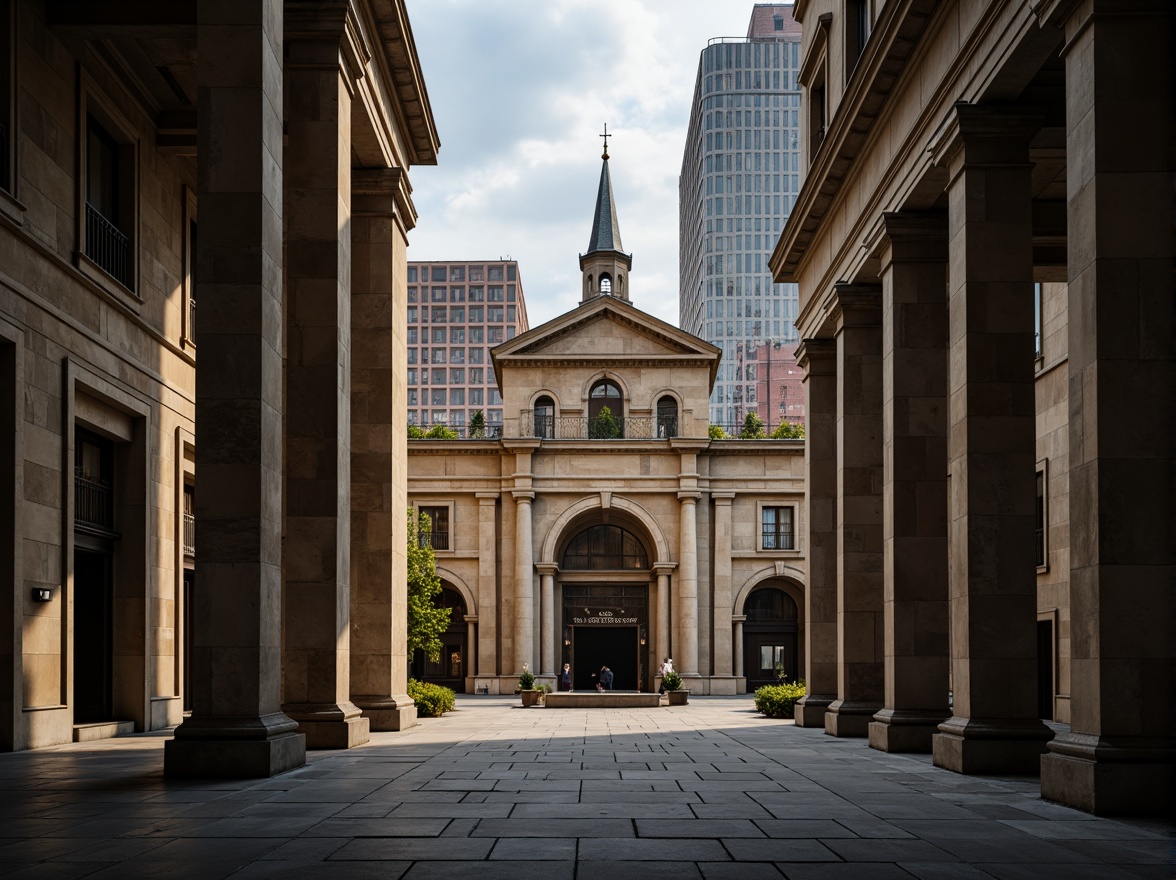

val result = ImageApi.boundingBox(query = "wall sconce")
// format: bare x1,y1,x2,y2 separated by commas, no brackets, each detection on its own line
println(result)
563,627,571,647
639,627,647,646
31,587,53,602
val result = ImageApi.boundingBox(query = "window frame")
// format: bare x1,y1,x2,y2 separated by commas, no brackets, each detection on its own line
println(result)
416,502,454,553
1035,459,1049,572
758,502,797,552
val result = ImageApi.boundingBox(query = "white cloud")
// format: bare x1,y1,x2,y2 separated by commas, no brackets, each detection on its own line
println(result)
404,0,755,328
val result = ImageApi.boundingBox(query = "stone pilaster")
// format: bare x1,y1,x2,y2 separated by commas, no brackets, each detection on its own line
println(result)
165,0,306,777
279,5,368,750
711,494,735,677
733,615,746,680
348,169,416,732
677,492,700,677
929,104,1052,774
537,564,557,676
474,493,499,690
794,339,838,727
825,285,884,738
513,490,535,674
654,564,673,672
1038,0,1175,814
868,213,951,753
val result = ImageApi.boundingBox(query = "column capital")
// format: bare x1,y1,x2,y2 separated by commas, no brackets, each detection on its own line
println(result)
351,167,418,230
476,492,500,503
285,0,371,85
831,282,882,329
712,492,736,505
929,103,1043,169
535,563,559,576
511,490,535,503
677,491,701,503
653,562,678,574
795,337,836,372
731,614,747,623
864,211,948,264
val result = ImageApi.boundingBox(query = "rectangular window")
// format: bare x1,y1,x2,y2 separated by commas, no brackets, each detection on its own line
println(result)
430,266,446,282
419,505,450,550
488,306,504,323
469,286,484,302
507,264,516,281
431,286,446,302
469,347,484,364
469,326,484,344
431,306,447,323
407,266,417,283
408,389,418,406
431,348,446,364
449,265,465,282
761,506,794,550
449,327,465,344
407,286,418,303
449,348,465,364
487,327,504,344
407,328,418,344
488,286,504,302
1036,468,1047,569
449,287,465,303
469,265,485,282
431,327,445,344
487,389,502,405
488,266,504,282
449,306,465,323
506,306,516,323
468,306,483,322
85,116,133,288
450,368,465,384
469,368,484,385
449,388,465,406
407,368,418,384
431,368,446,385
469,388,484,405
431,389,446,406
406,348,417,365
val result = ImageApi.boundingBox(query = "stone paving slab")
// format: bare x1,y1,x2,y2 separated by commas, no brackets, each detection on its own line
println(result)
0,695,1169,879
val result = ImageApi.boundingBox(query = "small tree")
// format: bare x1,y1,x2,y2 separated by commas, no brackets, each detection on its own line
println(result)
708,424,730,440
740,411,767,439
468,409,486,439
770,421,805,439
588,404,622,439
407,508,452,663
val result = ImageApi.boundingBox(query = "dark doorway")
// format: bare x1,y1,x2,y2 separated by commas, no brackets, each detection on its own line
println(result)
412,587,467,693
1037,619,1054,721
743,586,799,692
74,549,114,723
571,626,638,691
182,569,194,712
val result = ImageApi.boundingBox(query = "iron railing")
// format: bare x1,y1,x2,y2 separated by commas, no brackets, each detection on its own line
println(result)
86,202,131,288
75,471,113,531
518,414,680,440
761,529,794,551
409,424,503,440
183,512,195,557
420,528,449,551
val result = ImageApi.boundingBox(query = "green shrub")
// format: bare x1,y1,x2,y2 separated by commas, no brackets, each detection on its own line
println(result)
407,425,426,438
468,410,486,438
708,424,729,440
424,424,459,439
588,405,621,439
740,412,767,439
754,681,806,718
661,669,683,691
770,421,805,439
408,678,456,717
536,682,553,694
518,668,536,690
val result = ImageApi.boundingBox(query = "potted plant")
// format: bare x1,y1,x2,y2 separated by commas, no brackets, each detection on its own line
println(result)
536,682,552,706
519,665,541,707
662,669,688,705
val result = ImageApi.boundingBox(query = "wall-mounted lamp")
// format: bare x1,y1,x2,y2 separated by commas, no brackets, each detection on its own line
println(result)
639,627,647,646
563,627,571,647
31,587,53,602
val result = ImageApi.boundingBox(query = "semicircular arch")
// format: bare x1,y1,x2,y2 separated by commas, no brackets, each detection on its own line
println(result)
732,565,805,619
434,567,477,618
539,494,671,566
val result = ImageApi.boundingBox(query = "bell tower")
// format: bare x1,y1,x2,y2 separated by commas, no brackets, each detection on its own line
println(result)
580,124,632,303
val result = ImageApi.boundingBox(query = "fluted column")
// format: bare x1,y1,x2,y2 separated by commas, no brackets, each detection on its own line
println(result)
1039,0,1175,814
929,104,1051,774
537,564,557,676
793,339,837,727
166,0,305,778
868,213,951,753
513,491,535,673
711,494,735,679
475,493,498,690
678,492,700,677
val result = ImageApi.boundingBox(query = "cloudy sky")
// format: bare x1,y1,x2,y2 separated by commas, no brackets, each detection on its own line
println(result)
403,1,759,329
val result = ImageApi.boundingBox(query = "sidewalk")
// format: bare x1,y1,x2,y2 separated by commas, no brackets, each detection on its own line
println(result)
0,696,1170,879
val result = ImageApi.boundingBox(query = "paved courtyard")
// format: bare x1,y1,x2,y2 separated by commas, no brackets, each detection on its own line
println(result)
0,696,1171,879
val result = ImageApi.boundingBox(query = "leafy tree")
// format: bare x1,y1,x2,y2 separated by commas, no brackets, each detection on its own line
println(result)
468,409,486,439
407,508,452,663
588,404,622,439
708,424,730,440
740,411,767,439
770,421,805,439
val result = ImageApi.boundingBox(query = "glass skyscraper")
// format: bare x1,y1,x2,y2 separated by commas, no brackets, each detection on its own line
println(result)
679,5,803,427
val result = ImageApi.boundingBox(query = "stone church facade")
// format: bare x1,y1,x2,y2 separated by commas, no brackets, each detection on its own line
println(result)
409,150,808,696
0,0,438,776
772,0,1172,815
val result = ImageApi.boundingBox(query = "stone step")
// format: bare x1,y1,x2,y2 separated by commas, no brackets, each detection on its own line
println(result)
73,720,135,743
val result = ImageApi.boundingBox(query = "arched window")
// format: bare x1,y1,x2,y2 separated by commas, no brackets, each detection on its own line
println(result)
562,524,648,570
656,395,678,438
600,273,612,294
534,395,554,439
438,587,466,617
744,587,798,622
588,379,623,438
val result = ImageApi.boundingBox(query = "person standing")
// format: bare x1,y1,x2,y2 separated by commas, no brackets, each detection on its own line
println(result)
559,663,572,692
599,665,614,690
658,658,673,694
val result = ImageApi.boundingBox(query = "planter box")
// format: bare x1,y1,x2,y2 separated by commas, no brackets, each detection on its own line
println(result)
666,690,689,706
520,690,543,707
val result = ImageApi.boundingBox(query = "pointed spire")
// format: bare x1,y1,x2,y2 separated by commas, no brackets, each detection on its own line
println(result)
586,126,624,255
580,126,632,303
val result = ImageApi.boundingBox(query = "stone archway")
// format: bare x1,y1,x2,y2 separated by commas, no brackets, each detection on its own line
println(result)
734,570,805,693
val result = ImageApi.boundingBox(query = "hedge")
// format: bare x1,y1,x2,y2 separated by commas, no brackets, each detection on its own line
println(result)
408,678,456,717
754,681,806,719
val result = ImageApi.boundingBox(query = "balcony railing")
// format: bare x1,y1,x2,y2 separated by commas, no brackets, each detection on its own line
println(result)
420,529,449,551
409,424,503,440
183,512,195,558
75,471,114,532
86,202,131,288
761,529,794,551
519,413,680,440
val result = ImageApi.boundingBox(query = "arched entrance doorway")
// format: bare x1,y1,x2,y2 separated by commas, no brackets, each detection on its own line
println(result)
560,523,650,691
743,585,799,692
412,586,467,693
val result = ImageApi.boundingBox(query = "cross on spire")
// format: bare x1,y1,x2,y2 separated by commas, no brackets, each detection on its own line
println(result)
600,123,610,160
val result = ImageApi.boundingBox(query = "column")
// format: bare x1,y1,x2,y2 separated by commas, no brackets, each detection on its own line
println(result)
826,283,884,738
677,493,700,677
474,493,498,690
537,564,556,676
711,494,735,680
868,213,951,753
733,616,746,679
348,169,416,732
654,565,672,671
165,1,305,777
279,7,368,750
465,617,477,678
1039,1,1175,814
929,104,1051,773
513,491,534,674
794,339,837,727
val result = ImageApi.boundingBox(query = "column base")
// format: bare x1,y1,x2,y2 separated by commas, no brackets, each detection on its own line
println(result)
284,702,371,750
932,716,1053,775
794,694,834,728
824,700,881,738
473,676,501,695
1040,732,1175,816
354,695,418,732
164,712,306,779
868,709,949,753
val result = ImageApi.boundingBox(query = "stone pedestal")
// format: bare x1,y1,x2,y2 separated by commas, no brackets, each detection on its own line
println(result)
794,339,837,728
869,213,950,754
826,285,884,738
1037,1,1175,814
929,105,1051,774
166,0,305,779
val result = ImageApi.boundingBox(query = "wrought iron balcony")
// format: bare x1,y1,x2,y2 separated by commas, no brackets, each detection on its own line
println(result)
518,413,683,440
75,470,114,533
85,202,131,288
183,512,195,558
761,529,794,551
420,528,449,551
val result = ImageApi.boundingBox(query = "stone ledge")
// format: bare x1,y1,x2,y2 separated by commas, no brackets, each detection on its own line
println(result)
544,693,661,709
